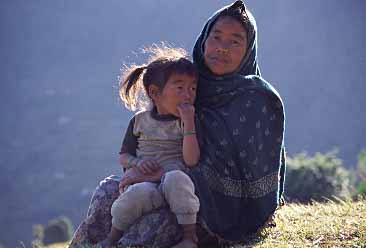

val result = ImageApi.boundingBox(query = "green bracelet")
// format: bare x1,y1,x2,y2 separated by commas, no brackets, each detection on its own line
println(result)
133,157,141,167
183,130,196,136
127,156,135,168
135,158,142,167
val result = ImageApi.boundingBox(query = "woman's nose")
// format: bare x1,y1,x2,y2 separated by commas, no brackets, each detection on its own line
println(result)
216,47,229,54
216,42,230,53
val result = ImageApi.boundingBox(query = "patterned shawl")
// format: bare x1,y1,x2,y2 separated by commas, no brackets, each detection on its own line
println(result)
188,0,286,242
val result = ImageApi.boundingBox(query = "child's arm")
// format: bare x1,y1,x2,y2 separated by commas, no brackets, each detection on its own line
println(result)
119,165,164,192
118,116,163,193
119,117,161,173
178,103,200,167
119,153,163,193
120,153,161,173
119,117,138,170
119,153,140,169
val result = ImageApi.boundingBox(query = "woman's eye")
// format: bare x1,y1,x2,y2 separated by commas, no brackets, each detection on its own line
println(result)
232,40,240,45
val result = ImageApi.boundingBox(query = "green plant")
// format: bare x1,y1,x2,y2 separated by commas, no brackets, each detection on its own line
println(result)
352,149,366,198
285,150,351,203
43,216,74,245
32,224,44,246
31,239,43,248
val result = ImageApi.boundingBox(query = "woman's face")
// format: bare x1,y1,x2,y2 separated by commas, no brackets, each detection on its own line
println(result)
203,16,247,76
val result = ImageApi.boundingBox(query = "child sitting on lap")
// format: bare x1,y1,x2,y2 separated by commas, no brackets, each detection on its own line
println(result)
100,46,200,248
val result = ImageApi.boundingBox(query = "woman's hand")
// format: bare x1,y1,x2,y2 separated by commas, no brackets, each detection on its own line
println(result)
119,166,164,193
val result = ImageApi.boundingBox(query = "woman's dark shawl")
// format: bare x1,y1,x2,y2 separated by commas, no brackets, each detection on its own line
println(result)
189,0,286,241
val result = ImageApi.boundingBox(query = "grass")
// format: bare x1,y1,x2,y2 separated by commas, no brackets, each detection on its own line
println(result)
44,199,366,248
254,198,366,248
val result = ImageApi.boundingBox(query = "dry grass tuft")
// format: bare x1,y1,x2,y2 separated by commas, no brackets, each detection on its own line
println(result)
255,198,366,248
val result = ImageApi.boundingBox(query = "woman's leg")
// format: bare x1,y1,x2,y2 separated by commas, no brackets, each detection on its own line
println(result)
69,175,188,248
99,227,124,248
69,175,120,247
161,170,200,248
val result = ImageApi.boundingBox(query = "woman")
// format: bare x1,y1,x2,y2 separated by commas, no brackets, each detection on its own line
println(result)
189,0,285,241
69,1,285,247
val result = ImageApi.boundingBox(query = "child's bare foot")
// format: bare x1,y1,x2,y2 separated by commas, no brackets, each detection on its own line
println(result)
172,238,198,248
172,224,198,248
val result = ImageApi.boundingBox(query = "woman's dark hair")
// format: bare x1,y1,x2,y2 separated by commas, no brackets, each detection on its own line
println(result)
119,44,198,110
217,0,250,32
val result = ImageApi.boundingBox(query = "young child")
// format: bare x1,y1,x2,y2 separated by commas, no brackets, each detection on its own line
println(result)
100,46,200,248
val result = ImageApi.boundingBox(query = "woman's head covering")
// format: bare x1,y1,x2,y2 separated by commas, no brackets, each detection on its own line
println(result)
193,0,260,79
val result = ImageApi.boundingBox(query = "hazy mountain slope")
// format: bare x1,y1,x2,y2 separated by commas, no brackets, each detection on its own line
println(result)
0,0,365,246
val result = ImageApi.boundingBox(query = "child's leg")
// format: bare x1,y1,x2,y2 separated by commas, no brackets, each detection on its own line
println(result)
161,170,200,248
100,182,165,247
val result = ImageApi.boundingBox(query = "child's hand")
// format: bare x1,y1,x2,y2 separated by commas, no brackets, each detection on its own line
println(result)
177,103,195,123
119,166,164,193
119,168,141,193
136,158,160,174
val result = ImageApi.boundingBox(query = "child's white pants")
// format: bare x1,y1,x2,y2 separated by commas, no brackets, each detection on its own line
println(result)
111,170,199,231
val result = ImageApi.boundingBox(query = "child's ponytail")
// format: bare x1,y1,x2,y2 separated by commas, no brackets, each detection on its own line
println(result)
119,44,198,112
119,65,146,110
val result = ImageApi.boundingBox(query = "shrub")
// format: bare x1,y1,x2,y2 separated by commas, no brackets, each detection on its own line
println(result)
32,224,44,246
351,150,366,198
43,216,74,245
285,150,351,203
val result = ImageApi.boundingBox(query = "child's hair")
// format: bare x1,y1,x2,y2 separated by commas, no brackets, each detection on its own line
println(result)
119,44,198,111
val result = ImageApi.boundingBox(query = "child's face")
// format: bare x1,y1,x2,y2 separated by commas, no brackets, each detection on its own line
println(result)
152,73,197,117
203,16,247,76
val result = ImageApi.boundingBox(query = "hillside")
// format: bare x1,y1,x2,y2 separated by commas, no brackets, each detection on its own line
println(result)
45,199,366,248
1,0,365,247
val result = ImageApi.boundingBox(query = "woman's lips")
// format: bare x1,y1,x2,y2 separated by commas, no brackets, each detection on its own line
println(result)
209,56,229,65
